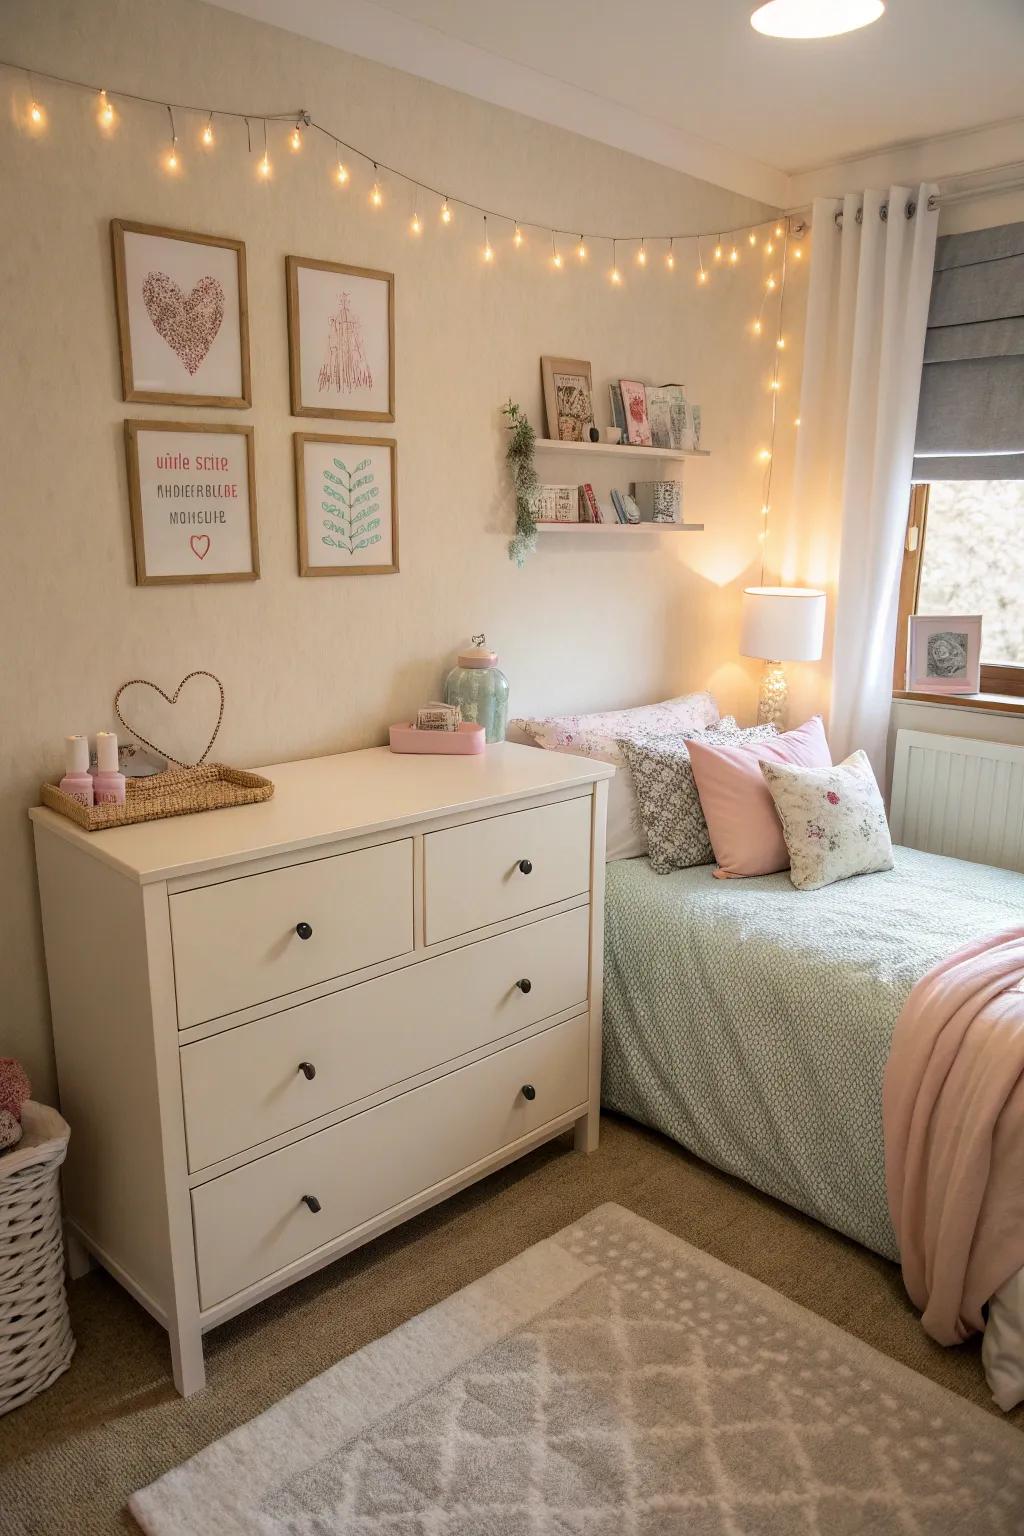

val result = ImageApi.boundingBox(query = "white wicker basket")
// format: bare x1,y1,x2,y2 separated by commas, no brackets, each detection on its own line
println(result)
0,1102,75,1415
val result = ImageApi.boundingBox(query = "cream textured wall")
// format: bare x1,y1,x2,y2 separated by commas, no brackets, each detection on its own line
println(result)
0,0,799,1098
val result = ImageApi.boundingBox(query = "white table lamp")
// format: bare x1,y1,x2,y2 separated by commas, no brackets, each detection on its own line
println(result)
740,586,826,728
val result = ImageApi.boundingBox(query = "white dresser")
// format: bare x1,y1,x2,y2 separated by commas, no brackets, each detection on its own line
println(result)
30,745,611,1396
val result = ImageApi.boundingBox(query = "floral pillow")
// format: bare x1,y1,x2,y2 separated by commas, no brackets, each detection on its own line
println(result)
759,750,895,891
509,692,720,862
619,719,778,874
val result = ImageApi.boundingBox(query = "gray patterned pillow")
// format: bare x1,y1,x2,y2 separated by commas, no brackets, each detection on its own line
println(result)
619,719,778,874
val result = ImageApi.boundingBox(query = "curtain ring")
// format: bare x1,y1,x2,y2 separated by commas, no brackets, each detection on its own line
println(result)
855,206,864,224
879,204,888,222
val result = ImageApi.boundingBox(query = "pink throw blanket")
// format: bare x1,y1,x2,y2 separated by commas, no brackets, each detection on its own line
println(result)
884,927,1024,1344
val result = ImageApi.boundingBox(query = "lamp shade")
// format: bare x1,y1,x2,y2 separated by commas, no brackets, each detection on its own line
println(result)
740,586,826,662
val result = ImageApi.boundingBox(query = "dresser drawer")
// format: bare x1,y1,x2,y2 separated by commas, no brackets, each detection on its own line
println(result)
424,795,592,944
180,905,590,1170
192,1012,589,1308
170,840,413,1028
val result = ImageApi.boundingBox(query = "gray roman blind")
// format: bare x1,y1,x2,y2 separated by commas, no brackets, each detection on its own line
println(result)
913,219,1024,481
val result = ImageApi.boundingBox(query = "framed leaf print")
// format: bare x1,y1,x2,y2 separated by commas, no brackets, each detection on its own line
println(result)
124,420,259,585
111,220,251,407
286,256,395,421
294,432,398,576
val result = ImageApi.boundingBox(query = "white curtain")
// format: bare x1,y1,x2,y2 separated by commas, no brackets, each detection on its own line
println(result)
790,185,939,780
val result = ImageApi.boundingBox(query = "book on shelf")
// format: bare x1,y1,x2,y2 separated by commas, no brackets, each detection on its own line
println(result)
579,483,601,523
597,498,617,525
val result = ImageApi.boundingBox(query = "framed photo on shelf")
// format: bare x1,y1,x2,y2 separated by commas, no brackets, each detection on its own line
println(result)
294,432,398,576
540,356,594,442
619,379,652,447
906,614,983,694
124,420,259,585
111,220,251,407
286,257,395,421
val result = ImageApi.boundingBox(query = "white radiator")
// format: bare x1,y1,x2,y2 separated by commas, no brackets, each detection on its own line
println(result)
890,729,1024,873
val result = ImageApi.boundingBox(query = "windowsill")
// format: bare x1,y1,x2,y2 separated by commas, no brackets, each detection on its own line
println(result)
893,690,1024,718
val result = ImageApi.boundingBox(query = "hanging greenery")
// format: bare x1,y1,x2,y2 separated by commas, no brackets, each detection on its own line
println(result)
503,400,539,567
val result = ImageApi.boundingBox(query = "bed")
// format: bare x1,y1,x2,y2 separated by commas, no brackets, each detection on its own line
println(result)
603,845,1024,1264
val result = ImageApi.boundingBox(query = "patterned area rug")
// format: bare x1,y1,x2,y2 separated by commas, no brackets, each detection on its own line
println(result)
131,1204,1024,1534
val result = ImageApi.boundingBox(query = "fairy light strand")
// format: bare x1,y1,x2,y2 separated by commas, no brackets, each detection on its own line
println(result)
758,221,791,584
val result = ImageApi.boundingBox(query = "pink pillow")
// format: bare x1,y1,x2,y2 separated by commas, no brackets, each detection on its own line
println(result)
687,716,832,877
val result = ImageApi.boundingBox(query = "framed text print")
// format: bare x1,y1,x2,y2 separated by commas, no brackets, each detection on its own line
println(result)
124,420,259,585
111,220,251,407
294,433,398,576
286,257,395,421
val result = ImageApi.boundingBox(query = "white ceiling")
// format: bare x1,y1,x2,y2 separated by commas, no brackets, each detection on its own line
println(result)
208,0,1024,205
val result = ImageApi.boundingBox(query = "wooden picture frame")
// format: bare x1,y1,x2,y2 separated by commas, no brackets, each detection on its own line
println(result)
540,356,594,442
111,220,251,407
286,256,395,421
124,420,260,586
294,432,399,576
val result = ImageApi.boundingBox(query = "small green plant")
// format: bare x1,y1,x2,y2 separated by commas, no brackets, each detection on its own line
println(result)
503,399,539,567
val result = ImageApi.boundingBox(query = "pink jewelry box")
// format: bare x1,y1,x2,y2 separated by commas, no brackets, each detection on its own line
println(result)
388,722,486,755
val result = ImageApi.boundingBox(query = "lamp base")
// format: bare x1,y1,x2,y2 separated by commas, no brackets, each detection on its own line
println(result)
756,663,788,730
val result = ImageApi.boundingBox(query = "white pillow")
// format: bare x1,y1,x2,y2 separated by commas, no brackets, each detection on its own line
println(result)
509,692,720,860
760,749,895,891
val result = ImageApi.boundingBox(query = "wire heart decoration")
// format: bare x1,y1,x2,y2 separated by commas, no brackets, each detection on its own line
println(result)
114,671,226,768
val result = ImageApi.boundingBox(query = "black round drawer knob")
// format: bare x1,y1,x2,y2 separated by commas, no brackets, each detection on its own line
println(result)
521,1083,536,1101
296,921,313,940
516,978,532,994
298,1061,317,1080
518,859,533,875
301,1194,322,1213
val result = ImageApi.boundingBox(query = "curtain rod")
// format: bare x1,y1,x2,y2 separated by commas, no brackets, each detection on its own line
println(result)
786,160,1024,225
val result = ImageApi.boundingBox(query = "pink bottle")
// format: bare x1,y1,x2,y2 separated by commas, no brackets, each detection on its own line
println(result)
59,735,94,807
93,731,126,806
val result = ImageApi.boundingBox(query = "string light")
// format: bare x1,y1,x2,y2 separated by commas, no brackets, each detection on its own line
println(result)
258,117,270,179
793,245,803,260
334,148,349,185
513,223,524,248
748,231,757,246
756,221,790,585
752,319,763,335
637,237,647,267
370,165,382,205
577,234,587,261
766,275,777,291
610,240,622,285
769,378,781,391
666,238,675,270
795,416,801,426
696,237,708,284
776,337,786,350
164,105,180,173
202,112,214,147
26,75,44,127
714,237,723,261
410,190,422,234
550,231,563,269
775,223,784,236
98,88,114,128
290,119,303,151
729,245,739,264
765,240,774,255
440,196,452,224
758,448,772,462
482,216,493,263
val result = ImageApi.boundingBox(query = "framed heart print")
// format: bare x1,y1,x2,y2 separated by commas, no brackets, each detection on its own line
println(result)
286,256,394,421
294,432,398,576
111,220,251,407
124,420,259,585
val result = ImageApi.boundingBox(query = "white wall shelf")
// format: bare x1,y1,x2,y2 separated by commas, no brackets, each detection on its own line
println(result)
535,439,710,461
535,522,704,535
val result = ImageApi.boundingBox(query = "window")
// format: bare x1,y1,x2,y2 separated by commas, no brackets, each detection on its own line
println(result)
894,479,1024,699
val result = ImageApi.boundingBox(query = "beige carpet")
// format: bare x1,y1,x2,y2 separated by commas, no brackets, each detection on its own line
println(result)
0,1115,1021,1534
130,1203,1024,1535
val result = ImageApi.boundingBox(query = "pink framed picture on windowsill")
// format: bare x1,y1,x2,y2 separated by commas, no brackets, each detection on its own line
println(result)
907,614,983,694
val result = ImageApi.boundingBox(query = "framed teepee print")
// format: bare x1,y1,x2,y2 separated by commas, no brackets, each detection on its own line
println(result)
294,433,398,576
286,257,395,421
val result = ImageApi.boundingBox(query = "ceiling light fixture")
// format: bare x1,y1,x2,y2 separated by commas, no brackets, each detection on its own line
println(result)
750,0,884,39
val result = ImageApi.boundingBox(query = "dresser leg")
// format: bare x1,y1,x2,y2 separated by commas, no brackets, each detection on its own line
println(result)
170,1321,206,1397
573,1108,600,1154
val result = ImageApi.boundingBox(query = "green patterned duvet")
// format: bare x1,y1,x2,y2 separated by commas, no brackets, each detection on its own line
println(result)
602,848,1024,1260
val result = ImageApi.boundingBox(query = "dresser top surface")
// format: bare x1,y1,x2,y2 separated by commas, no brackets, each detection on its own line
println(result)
30,743,613,884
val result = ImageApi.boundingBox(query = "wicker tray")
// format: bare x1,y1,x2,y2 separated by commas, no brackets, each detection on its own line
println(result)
40,763,274,831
